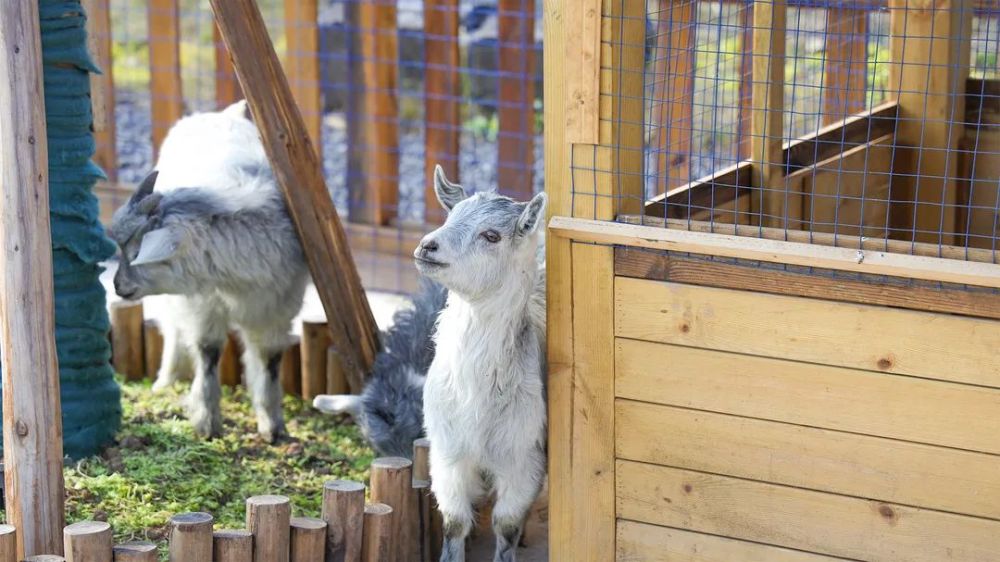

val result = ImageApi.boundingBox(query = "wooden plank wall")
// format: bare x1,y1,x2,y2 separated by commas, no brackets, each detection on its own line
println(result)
148,0,183,158
424,0,461,224
497,0,536,200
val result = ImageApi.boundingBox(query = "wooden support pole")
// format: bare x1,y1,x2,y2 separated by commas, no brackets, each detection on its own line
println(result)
823,8,868,124
212,530,252,562
289,518,326,562
325,346,349,395
321,480,365,562
650,0,695,194
219,332,242,388
64,522,112,562
82,0,118,182
0,525,16,562
412,480,432,562
360,504,392,562
148,0,183,157
168,512,213,562
353,0,399,226
246,495,291,562
110,300,144,381
412,438,430,482
142,320,163,380
300,321,331,401
497,0,536,200
214,23,243,108
111,542,156,562
208,0,380,385
279,337,302,397
369,457,414,562
424,0,461,223
739,5,754,159
284,0,321,151
0,2,67,556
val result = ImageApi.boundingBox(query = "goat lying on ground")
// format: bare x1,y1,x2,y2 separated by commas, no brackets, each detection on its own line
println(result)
109,101,308,442
312,277,447,457
416,166,547,562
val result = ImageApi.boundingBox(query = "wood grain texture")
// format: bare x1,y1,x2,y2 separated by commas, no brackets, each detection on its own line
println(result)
218,332,242,388
823,9,867,124
361,504,392,562
142,320,163,379
64,521,112,562
111,542,156,562
614,247,1000,320
617,521,846,562
783,101,898,170
617,461,1000,561
615,338,1000,455
209,0,380,386
650,0,695,194
617,399,1000,519
321,480,364,562
111,300,144,381
0,2,67,556
646,161,753,222
212,530,252,562
82,0,117,182
369,457,414,562
751,0,788,227
289,517,326,562
0,526,15,562
563,0,601,143
283,0,320,150
213,24,243,108
325,346,349,395
569,243,615,562
148,0,183,157
168,512,213,562
412,438,430,482
246,495,290,562
300,321,330,401
423,0,460,224
279,338,301,397
497,0,536,200
412,480,432,562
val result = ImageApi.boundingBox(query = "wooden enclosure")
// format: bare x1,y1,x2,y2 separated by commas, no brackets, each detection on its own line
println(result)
545,0,1000,560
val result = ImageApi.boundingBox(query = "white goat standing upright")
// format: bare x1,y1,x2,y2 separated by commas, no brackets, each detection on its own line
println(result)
108,101,308,442
415,166,546,562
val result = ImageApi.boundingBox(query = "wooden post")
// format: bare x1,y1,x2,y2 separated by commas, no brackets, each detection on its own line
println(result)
0,525,16,562
889,0,972,244
824,9,868,124
497,0,536,200
412,438,430,482
300,321,331,401
284,0,321,151
650,0,695,195
212,530,252,562
82,0,118,182
412,480,432,562
360,504,392,562
148,0,183,157
208,0,381,386
64,522,112,562
214,23,243,108
751,0,791,228
321,480,365,562
279,337,302,397
142,320,163,379
325,346,349,395
219,332,242,388
168,512,213,562
369,458,414,562
289,518,326,562
111,542,156,562
424,0,461,223
24,557,65,561
111,300,144,381
246,495,291,562
739,5,754,159
0,2,67,557
353,0,399,226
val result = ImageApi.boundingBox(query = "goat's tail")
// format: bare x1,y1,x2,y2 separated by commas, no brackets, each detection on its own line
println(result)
312,394,363,418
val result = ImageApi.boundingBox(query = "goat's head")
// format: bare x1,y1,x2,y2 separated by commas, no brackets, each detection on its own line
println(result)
414,165,546,299
108,171,191,300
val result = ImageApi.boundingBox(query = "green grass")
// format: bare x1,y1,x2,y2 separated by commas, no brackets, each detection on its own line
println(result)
42,378,372,551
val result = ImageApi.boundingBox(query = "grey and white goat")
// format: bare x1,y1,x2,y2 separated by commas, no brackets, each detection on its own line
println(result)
109,101,309,442
416,166,546,562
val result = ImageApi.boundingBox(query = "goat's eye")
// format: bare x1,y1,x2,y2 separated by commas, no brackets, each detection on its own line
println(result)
481,230,501,243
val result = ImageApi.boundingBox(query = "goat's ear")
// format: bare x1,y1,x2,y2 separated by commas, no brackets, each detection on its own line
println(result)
223,99,253,122
129,171,158,207
516,192,547,237
131,226,184,266
433,164,467,212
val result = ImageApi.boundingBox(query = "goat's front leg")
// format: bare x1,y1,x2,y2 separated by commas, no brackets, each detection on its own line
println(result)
490,448,545,562
430,456,481,562
186,342,223,438
152,321,184,392
239,332,286,443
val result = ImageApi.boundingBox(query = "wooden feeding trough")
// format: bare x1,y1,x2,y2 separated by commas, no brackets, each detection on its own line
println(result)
545,0,1000,560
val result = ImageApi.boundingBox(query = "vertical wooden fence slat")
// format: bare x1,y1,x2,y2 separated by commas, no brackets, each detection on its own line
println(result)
412,480,432,562
651,0,696,195
148,0,183,157
111,300,145,381
369,458,414,562
219,331,242,388
168,513,213,562
246,496,291,562
111,542,156,562
360,504,392,562
353,0,399,226
739,5,754,159
214,23,244,108
212,530,252,562
64,522,112,562
0,2,67,556
497,0,536,199
289,518,326,562
325,346,349,395
284,0,322,151
279,337,302,397
142,320,163,380
824,8,868,124
0,525,16,562
424,0,461,223
751,0,791,228
301,320,331,401
83,0,118,182
321,481,365,562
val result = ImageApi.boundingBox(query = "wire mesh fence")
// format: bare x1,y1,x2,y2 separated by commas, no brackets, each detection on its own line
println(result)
90,0,543,293
575,0,1000,264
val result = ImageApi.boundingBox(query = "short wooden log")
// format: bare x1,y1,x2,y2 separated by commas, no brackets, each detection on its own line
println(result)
246,495,290,562
325,346,349,395
289,518,325,562
0,525,15,562
168,512,213,562
64,521,112,562
142,320,163,379
300,321,331,401
412,438,430,482
360,504,392,562
111,542,156,562
369,457,414,562
212,529,252,562
413,480,432,562
111,300,145,380
219,332,242,387
321,480,364,562
279,337,302,397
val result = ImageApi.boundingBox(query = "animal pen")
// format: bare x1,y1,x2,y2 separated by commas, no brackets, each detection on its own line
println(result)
546,0,1000,560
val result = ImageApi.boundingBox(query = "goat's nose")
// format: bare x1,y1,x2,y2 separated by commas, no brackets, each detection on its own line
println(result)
421,239,439,252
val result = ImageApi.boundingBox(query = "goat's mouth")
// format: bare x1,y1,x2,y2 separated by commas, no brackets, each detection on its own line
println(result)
116,289,139,300
413,256,448,269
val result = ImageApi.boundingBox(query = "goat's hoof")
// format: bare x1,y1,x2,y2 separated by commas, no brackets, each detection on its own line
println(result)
151,378,173,393
190,415,223,439
259,425,287,444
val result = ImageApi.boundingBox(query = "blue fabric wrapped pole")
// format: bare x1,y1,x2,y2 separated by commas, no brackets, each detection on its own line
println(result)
0,0,122,459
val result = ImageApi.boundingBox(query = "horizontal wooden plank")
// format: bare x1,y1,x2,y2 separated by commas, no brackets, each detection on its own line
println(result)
615,339,1000,454
645,161,753,219
614,277,1000,387
617,400,1000,519
783,101,898,170
613,247,1000,321
617,521,847,562
617,461,1000,561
